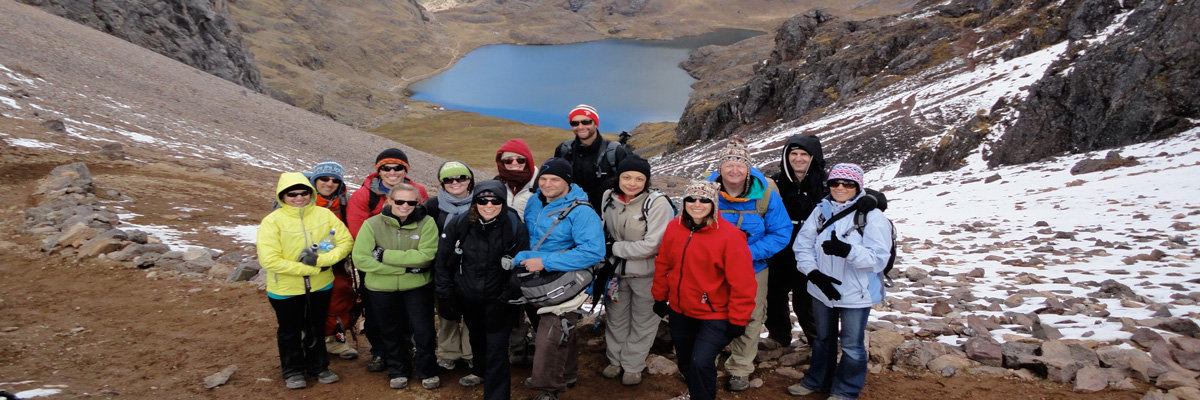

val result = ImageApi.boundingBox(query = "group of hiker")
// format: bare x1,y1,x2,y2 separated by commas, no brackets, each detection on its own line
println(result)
255,104,895,400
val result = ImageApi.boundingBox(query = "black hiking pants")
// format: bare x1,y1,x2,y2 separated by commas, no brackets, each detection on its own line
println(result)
269,288,332,378
462,299,516,400
765,263,818,346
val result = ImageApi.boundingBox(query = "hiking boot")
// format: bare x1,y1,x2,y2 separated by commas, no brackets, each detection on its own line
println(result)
366,356,386,372
532,391,558,400
389,377,409,389
621,371,642,386
437,358,457,370
284,375,306,389
728,375,750,392
601,364,622,379
326,336,359,360
421,376,441,389
316,369,339,384
458,374,484,387
667,391,690,400
787,383,815,396
524,377,576,389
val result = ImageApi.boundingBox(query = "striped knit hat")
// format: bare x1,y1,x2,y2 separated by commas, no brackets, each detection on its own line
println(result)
683,180,720,203
568,104,600,127
718,136,751,168
826,163,865,188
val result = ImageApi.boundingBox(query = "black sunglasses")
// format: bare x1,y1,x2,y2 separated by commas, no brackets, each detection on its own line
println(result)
682,197,713,204
441,175,470,185
501,157,527,165
391,199,419,206
474,197,503,206
569,119,594,127
827,179,858,189
284,190,311,198
315,176,341,184
379,165,406,172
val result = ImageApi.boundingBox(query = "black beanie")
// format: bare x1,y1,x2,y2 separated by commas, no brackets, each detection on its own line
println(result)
539,157,573,184
617,155,651,179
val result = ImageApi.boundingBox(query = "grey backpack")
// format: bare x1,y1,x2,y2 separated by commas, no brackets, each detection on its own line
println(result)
513,199,596,308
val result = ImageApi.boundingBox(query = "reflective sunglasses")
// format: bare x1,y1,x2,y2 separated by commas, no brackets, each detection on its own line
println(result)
441,175,470,185
474,197,503,206
284,190,311,198
391,199,420,206
569,119,594,127
379,165,406,172
827,179,859,189
501,157,527,165
682,197,713,204
315,176,341,184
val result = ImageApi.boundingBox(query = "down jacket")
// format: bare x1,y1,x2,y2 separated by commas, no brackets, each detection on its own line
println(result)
652,217,756,326
601,189,674,277
512,184,605,273
707,167,792,273
793,191,893,309
435,180,531,301
256,172,354,297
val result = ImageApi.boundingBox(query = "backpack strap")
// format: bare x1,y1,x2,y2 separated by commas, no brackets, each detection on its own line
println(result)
557,140,573,160
756,178,778,216
532,199,591,251
598,140,620,174
816,205,857,235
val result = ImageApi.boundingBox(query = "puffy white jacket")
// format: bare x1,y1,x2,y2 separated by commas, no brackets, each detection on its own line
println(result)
793,192,892,309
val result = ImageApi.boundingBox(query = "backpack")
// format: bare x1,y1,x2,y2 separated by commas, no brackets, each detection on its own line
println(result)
723,177,779,229
557,139,622,180
815,189,898,285
513,199,598,308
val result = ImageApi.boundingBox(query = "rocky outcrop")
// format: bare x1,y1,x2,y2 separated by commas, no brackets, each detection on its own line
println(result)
19,0,263,92
987,0,1200,166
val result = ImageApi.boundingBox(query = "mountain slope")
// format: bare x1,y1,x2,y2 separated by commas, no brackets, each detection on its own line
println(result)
667,0,1199,177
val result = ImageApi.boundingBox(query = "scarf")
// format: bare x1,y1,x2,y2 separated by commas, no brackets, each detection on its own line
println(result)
498,167,533,194
437,189,472,229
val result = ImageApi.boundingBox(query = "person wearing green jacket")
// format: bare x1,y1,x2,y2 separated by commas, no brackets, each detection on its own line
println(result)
353,183,442,390
256,172,353,390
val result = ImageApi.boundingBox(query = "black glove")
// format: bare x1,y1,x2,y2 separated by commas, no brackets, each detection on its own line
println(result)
605,240,615,257
725,321,746,340
439,298,461,321
653,300,671,317
298,246,318,266
372,246,385,262
822,229,852,258
807,270,843,301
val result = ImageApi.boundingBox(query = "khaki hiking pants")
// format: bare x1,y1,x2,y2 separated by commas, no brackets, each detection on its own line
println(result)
604,275,657,373
724,268,769,376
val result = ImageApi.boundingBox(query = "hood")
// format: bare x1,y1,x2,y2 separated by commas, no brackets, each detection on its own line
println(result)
779,134,825,184
473,179,509,204
496,138,536,175
275,172,316,209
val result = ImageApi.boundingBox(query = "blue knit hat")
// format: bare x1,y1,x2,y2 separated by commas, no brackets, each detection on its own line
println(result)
310,158,344,183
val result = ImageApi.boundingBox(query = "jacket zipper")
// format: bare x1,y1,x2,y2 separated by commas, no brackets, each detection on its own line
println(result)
703,292,715,312
676,231,695,309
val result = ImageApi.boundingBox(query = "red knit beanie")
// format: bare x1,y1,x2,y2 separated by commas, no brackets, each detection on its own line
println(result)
568,104,599,127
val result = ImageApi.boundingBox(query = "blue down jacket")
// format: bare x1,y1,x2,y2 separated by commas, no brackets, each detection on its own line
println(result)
512,184,605,272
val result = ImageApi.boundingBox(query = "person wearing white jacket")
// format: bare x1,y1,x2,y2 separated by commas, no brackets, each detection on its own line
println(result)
787,163,892,400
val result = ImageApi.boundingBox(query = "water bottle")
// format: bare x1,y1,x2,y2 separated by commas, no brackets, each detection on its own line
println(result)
317,229,336,253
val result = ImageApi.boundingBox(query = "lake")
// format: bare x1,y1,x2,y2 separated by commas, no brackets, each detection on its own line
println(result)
408,29,764,133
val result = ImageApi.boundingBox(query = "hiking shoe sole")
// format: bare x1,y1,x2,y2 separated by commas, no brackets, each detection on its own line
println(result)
422,376,441,389
285,375,306,389
316,370,339,384
389,377,409,389
787,383,815,396
459,374,483,387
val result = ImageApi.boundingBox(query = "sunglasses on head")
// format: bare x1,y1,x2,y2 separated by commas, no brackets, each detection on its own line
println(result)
391,199,419,206
284,190,311,198
682,197,713,204
315,176,341,184
569,119,594,127
501,157,527,165
474,197,503,206
379,165,406,172
441,175,470,185
827,179,859,189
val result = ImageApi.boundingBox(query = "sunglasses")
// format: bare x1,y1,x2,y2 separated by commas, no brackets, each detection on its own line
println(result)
569,119,594,127
682,197,713,204
441,175,470,185
284,191,311,198
474,197,503,206
501,157,527,165
379,165,406,172
391,199,420,206
315,176,341,184
828,180,859,189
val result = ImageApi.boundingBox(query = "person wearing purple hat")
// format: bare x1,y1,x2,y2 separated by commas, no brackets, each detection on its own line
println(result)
787,163,893,400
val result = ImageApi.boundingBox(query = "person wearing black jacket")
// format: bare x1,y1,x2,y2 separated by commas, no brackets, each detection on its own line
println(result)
424,161,476,371
765,134,828,347
555,104,629,213
434,179,530,400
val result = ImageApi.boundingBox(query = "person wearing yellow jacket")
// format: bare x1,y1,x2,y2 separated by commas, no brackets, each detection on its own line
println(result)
352,183,442,390
256,172,353,390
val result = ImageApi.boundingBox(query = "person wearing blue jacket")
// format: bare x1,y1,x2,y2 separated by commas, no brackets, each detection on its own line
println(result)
512,158,605,400
706,137,792,392
787,163,892,400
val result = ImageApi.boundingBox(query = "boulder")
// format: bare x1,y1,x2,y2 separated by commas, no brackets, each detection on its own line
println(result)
207,264,235,280
77,237,125,258
1170,387,1200,400
646,355,679,375
1033,322,1065,340
868,330,905,366
1155,318,1200,338
1003,341,1041,370
1097,345,1156,382
203,365,237,389
228,259,262,282
964,336,1003,367
892,340,951,371
1140,391,1177,400
778,350,808,367
927,354,974,377
34,162,93,197
774,367,803,380
1074,366,1111,393
1134,327,1168,348
1157,372,1200,390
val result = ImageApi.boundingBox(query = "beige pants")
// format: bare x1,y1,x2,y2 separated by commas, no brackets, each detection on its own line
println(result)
436,316,472,361
603,276,657,373
724,268,769,376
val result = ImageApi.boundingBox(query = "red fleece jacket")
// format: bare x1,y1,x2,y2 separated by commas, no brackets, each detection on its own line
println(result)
652,217,756,326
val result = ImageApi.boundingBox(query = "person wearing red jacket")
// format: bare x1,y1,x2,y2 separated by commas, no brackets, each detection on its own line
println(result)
309,159,359,361
652,180,755,400
345,148,429,372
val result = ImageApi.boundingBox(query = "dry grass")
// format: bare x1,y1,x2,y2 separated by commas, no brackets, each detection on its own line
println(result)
629,122,680,157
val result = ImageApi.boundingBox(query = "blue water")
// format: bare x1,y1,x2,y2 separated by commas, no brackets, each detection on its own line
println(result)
409,29,763,133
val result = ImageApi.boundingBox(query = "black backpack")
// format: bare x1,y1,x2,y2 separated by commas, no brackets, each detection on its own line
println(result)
512,199,599,308
815,189,898,285
557,139,622,180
